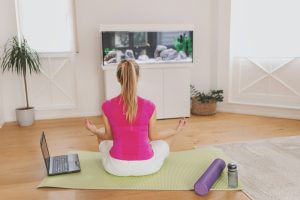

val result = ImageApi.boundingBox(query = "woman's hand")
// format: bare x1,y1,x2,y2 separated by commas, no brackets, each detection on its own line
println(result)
175,118,187,133
85,119,98,134
85,119,106,136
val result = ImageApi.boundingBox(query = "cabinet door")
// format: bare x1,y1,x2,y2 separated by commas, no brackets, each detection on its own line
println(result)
138,69,164,119
163,68,190,118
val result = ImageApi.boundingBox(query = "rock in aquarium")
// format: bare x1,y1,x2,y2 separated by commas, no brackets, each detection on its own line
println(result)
125,49,135,59
154,45,167,58
160,48,178,60
138,54,149,61
104,50,117,61
107,57,117,64
176,51,187,60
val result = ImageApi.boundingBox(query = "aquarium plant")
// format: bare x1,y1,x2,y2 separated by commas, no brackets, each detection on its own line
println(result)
173,33,193,56
103,48,116,56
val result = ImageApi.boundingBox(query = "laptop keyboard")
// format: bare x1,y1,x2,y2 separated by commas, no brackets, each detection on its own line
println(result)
53,155,69,173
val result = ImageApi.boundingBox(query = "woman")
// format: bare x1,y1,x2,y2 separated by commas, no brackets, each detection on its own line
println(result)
85,59,186,176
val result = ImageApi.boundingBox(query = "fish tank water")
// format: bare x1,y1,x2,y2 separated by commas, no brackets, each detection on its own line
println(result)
101,31,193,66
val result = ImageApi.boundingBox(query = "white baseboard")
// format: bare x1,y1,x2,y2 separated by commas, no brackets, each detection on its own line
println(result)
3,103,300,123
3,111,102,123
217,103,300,120
35,111,101,120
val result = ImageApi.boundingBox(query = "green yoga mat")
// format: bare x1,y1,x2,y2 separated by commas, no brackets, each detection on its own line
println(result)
38,147,242,190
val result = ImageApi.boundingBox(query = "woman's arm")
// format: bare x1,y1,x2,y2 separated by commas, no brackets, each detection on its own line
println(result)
85,114,113,141
148,110,186,141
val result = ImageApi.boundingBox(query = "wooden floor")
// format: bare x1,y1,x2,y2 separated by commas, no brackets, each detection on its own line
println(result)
1,112,300,200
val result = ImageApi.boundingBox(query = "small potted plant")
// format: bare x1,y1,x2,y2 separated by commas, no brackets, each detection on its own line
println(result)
190,85,224,116
1,36,41,126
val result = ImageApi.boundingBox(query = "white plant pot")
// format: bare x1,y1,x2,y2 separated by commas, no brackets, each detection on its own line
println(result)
16,107,35,126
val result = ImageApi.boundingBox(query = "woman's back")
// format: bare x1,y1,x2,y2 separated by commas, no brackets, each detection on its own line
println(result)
85,59,181,176
102,95,155,160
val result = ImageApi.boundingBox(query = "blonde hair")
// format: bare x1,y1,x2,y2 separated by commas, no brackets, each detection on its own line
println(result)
116,59,140,123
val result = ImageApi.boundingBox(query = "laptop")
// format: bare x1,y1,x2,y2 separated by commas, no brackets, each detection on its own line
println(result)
40,132,81,176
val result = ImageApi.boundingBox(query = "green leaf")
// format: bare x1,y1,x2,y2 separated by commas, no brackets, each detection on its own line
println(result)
0,36,41,107
190,85,224,103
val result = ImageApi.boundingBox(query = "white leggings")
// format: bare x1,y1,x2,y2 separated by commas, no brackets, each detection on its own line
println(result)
99,140,169,176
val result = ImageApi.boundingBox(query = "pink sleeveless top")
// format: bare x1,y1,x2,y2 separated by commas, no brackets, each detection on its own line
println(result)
101,95,155,161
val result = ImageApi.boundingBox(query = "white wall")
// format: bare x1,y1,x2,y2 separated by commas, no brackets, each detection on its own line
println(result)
0,0,213,122
213,0,300,119
0,0,18,126
2,0,297,122
0,74,4,127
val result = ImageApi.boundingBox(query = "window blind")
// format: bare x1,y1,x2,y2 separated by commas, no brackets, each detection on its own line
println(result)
15,0,77,53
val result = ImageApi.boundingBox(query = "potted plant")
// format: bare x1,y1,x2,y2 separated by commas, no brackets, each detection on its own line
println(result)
190,85,224,116
1,36,41,126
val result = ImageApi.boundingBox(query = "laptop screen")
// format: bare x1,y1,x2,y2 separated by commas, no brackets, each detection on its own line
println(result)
40,133,50,170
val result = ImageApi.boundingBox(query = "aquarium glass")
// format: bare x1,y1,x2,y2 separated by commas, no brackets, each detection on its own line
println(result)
102,31,193,66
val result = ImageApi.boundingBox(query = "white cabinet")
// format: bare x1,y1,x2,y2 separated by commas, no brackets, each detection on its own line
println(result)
163,68,190,118
103,66,190,119
138,69,164,118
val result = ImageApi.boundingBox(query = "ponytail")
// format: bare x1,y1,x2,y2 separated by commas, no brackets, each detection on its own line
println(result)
116,59,139,123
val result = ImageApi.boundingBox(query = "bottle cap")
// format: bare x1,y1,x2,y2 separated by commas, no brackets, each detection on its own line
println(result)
227,162,237,171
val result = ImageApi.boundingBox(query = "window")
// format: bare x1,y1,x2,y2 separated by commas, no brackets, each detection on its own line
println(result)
231,0,300,57
15,0,77,53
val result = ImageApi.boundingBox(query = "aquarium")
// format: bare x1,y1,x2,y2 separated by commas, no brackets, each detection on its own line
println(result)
101,31,193,66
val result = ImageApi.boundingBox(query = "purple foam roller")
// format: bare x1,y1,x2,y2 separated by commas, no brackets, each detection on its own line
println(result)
194,158,226,196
